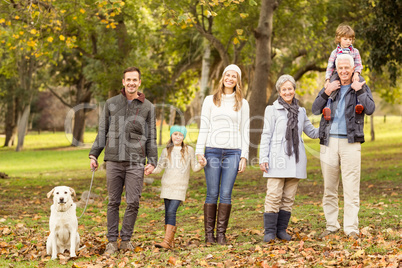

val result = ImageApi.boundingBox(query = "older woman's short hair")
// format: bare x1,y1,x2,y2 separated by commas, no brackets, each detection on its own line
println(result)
336,54,354,68
275,74,296,92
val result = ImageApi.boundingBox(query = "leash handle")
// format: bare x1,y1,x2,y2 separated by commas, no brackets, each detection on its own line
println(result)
78,170,95,220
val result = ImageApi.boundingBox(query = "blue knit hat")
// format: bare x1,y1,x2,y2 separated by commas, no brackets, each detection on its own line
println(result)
170,125,187,139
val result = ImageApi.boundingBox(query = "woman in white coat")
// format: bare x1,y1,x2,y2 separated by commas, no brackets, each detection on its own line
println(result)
259,74,318,242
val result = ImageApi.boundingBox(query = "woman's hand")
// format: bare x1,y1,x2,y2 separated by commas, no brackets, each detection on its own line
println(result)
238,158,247,173
197,154,207,166
259,162,269,173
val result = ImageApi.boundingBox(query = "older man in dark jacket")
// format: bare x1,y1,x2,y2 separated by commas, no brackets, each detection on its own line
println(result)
89,66,158,254
312,54,375,239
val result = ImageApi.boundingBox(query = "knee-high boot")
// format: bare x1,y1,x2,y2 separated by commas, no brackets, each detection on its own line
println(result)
216,203,232,245
263,212,278,242
204,203,217,244
277,210,292,241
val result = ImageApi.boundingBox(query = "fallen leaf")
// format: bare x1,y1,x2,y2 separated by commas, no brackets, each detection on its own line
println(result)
351,249,365,259
168,256,176,265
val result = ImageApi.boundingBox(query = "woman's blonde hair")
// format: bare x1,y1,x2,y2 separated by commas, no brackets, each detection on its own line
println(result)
166,137,188,163
212,71,243,111
335,24,355,44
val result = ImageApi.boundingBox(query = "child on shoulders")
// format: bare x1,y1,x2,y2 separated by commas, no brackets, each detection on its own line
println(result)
325,24,363,89
322,24,365,120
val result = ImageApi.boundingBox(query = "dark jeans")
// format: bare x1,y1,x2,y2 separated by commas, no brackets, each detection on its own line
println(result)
106,161,144,242
164,199,181,226
204,147,241,204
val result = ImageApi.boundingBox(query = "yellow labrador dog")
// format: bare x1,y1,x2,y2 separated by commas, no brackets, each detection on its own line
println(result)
46,186,80,259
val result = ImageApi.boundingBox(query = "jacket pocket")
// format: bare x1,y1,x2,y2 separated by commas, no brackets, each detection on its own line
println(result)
354,114,364,139
105,132,120,156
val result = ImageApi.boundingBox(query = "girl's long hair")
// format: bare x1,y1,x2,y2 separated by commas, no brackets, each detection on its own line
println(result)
212,71,243,111
166,137,188,162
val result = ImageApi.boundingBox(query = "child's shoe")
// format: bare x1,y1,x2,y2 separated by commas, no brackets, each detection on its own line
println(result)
355,96,364,114
323,98,332,121
323,107,331,121
355,104,364,114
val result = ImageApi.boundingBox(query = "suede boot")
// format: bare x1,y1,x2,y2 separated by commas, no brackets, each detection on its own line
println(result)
277,210,292,241
216,203,232,245
263,212,278,242
204,203,217,244
155,224,176,249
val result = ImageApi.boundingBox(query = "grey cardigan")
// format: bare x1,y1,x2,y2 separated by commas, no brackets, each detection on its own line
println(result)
312,83,375,146
259,101,319,179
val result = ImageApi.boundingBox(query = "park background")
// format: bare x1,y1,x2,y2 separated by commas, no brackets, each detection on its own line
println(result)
0,0,401,267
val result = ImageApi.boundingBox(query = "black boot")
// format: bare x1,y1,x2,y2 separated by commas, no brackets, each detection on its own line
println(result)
216,203,232,245
277,210,291,241
263,212,278,242
204,203,217,244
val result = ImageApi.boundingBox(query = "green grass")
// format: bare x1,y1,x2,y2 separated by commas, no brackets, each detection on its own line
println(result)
0,116,401,267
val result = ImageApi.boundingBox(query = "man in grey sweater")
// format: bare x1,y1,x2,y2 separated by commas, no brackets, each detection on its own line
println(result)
312,54,375,239
89,66,158,254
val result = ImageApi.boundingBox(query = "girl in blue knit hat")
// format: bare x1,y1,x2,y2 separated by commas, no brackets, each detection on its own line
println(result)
152,125,205,249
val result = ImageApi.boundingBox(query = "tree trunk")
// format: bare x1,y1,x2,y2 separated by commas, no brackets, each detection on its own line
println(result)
71,74,93,146
15,55,36,151
72,108,86,146
158,87,168,146
370,114,375,141
248,0,279,164
197,44,211,128
3,97,19,147
16,105,30,152
169,105,176,126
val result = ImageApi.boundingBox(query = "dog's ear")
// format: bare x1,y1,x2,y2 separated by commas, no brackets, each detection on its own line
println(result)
47,188,55,198
69,187,76,197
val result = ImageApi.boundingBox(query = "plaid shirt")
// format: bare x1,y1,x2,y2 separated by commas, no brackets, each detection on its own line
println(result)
326,44,363,80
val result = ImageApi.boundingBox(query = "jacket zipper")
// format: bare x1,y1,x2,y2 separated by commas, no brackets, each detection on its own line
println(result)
138,137,145,157
132,108,144,156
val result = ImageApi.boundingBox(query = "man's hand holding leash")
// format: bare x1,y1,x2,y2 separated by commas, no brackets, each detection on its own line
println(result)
89,155,98,171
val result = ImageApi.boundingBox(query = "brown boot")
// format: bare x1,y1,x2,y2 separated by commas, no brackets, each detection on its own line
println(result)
216,203,232,245
204,203,217,244
155,224,176,249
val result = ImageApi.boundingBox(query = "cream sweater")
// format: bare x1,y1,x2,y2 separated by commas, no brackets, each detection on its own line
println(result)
195,92,250,159
152,146,202,201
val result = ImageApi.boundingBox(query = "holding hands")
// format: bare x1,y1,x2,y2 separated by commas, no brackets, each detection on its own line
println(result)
144,164,155,176
197,154,207,167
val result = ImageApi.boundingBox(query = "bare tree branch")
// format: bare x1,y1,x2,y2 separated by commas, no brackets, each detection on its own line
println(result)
46,86,73,108
293,62,326,81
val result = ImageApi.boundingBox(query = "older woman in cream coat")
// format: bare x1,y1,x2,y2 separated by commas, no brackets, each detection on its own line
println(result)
259,74,319,242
